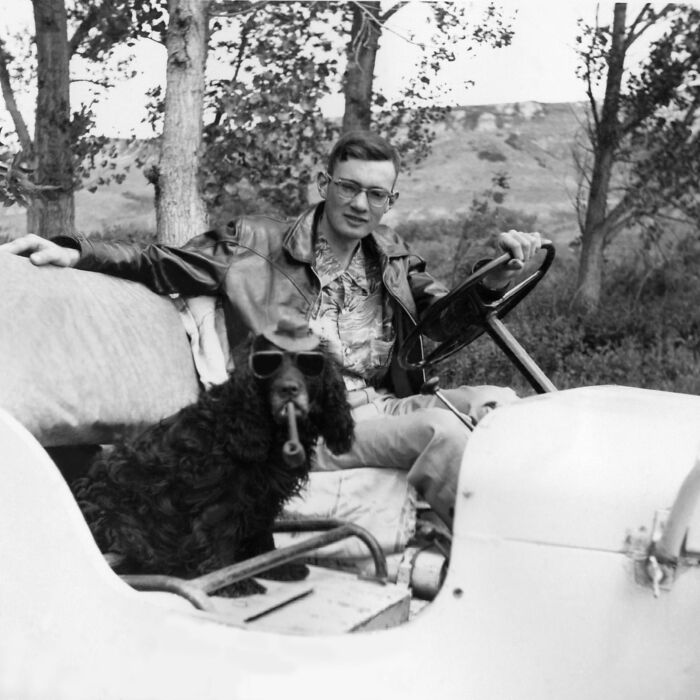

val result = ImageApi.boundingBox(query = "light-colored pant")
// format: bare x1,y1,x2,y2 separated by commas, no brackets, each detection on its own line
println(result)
312,385,518,527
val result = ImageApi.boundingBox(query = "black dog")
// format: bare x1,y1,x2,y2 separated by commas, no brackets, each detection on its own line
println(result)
74,320,354,595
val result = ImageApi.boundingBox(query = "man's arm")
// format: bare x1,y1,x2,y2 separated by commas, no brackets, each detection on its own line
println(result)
408,230,544,310
479,229,545,291
0,234,79,267
0,231,235,296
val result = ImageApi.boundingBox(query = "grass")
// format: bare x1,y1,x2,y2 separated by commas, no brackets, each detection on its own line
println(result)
396,214,700,398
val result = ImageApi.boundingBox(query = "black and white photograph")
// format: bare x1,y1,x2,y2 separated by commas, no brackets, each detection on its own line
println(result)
1,1,699,698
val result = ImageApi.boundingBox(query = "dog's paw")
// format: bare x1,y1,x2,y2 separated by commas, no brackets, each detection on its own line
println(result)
257,562,310,582
216,577,267,597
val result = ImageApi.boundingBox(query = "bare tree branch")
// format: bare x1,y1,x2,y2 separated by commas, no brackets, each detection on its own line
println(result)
70,77,113,88
351,1,423,49
0,39,32,152
380,1,411,23
209,5,261,127
209,1,258,17
623,3,673,51
68,2,102,56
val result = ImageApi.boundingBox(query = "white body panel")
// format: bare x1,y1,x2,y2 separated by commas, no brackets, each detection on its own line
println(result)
2,385,700,699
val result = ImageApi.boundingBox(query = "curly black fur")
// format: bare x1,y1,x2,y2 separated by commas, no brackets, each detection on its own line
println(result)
73,341,354,594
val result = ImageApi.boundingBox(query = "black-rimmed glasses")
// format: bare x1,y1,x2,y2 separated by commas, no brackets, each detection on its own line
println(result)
325,173,399,208
249,350,326,379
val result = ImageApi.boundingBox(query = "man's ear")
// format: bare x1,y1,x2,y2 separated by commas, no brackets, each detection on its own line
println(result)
316,171,328,199
386,191,399,211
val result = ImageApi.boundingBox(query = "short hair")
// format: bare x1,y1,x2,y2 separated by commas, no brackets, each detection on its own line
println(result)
327,131,401,179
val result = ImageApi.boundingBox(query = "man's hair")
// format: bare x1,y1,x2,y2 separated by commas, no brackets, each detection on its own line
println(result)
327,131,401,179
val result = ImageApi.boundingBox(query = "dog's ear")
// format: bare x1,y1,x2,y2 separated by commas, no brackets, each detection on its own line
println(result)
314,357,354,455
219,367,274,464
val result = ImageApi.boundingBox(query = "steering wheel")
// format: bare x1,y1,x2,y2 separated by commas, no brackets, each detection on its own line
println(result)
398,243,555,388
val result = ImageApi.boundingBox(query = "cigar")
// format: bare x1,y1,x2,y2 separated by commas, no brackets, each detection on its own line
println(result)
282,401,306,468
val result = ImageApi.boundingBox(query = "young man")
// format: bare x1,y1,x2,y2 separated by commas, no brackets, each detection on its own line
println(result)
1,131,542,525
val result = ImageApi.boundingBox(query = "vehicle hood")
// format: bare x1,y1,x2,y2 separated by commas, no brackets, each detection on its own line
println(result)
455,385,700,552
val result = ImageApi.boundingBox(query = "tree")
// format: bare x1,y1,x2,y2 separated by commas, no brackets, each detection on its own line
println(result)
192,1,513,223
342,1,383,133
31,0,74,237
342,1,514,165
0,0,146,236
1,0,212,244
194,1,340,223
156,0,209,244
573,3,700,314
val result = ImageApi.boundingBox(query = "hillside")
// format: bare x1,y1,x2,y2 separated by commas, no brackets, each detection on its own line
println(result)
384,101,586,244
0,101,586,246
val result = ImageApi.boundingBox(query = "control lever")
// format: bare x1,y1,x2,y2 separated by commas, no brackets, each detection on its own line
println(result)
421,377,475,432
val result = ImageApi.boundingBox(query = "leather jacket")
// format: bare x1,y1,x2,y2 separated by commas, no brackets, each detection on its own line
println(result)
63,204,452,396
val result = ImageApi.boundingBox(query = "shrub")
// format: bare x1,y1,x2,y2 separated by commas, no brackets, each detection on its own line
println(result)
477,148,507,162
91,225,157,246
400,214,700,397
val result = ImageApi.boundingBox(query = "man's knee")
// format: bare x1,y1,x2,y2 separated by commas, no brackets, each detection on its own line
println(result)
419,408,470,450
444,384,518,423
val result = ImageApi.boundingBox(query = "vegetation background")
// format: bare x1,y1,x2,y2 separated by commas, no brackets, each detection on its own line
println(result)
1,2,698,398
3,97,697,397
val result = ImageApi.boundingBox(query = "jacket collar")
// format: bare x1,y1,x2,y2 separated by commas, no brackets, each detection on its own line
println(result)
283,203,410,263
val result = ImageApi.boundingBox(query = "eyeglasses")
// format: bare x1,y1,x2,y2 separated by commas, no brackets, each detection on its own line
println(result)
325,174,398,208
249,350,326,379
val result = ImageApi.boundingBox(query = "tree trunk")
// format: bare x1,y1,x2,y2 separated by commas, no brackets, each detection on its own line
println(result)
32,0,74,237
157,0,209,246
574,3,627,315
342,2,381,133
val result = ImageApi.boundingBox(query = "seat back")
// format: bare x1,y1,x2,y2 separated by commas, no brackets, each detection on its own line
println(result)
0,254,200,445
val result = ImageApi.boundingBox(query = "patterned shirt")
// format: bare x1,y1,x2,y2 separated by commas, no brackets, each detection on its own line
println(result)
309,237,395,391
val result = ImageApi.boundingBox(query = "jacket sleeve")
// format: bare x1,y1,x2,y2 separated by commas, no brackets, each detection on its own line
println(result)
53,229,238,296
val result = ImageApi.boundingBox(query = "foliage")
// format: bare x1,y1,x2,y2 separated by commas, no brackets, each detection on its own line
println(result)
397,174,536,287
402,212,700,398
0,130,58,207
200,2,341,223
373,1,514,168
0,0,163,203
136,0,515,222
66,0,168,190
574,4,700,246
621,9,700,237
36,202,700,399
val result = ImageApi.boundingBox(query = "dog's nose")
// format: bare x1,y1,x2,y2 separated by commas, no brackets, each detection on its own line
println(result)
277,378,302,397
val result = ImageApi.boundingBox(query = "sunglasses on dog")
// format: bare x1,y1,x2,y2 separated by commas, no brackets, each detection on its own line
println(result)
249,350,325,379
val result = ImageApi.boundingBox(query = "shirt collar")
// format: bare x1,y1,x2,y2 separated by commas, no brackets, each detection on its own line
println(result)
282,202,411,263
314,236,370,291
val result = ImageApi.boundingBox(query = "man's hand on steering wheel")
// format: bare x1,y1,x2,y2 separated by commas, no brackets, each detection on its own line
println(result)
481,230,544,291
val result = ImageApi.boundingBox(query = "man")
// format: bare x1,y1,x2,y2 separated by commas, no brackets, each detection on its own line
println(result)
1,131,542,526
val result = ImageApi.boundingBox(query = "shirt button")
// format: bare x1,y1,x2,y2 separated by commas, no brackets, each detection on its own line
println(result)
344,348,351,356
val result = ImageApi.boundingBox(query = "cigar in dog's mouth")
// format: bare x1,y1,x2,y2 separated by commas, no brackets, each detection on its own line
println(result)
282,401,306,468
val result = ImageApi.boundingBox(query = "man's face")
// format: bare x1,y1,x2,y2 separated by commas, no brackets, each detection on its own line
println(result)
318,158,397,244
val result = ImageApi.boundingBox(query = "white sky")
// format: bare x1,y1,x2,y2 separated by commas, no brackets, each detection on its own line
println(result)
0,1,660,139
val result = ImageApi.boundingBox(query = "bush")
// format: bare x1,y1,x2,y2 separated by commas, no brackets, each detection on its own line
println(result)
396,200,537,287
399,214,700,397
89,225,157,246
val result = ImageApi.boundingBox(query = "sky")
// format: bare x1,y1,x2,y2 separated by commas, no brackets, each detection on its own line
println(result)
0,1,660,139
